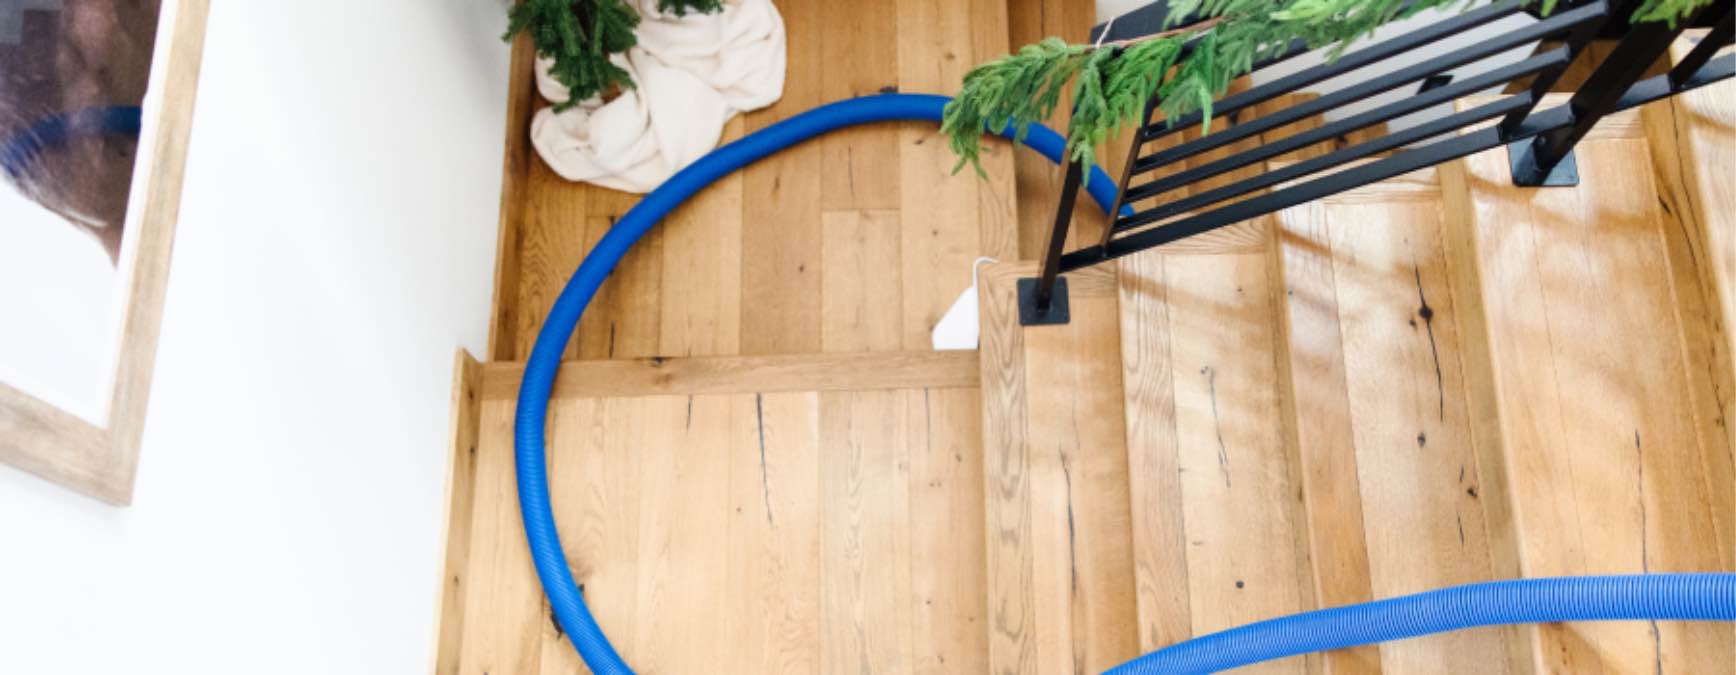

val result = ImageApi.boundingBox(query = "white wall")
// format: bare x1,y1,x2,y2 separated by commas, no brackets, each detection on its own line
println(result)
0,187,117,425
0,1,509,672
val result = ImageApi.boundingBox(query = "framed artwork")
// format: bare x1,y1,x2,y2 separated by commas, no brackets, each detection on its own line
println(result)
0,0,209,503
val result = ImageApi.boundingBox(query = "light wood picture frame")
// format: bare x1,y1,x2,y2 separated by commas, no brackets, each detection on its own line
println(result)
0,0,210,505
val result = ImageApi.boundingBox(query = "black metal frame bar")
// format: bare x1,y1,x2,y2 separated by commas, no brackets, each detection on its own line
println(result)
1063,54,1734,272
1117,49,1569,209
1671,4,1734,86
1498,0,1633,135
1136,0,1528,152
1098,38,1318,232
1112,94,1538,233
1018,0,1736,325
1513,2,1706,183
1130,1,1597,178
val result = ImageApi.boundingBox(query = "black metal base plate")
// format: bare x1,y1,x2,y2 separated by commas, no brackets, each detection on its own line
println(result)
1507,139,1579,187
1017,277,1071,326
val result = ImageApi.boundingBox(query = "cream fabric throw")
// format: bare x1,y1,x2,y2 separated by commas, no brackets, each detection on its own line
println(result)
530,0,786,193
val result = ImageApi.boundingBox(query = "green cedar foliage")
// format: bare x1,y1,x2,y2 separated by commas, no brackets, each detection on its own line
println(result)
506,0,723,110
659,0,725,15
943,0,1713,180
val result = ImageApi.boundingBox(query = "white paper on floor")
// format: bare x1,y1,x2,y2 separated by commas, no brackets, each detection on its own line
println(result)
932,257,997,351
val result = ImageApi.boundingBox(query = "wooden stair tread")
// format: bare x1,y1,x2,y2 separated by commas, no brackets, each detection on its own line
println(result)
448,10,1736,675
975,82,1736,674
1441,94,1734,671
1642,30,1736,547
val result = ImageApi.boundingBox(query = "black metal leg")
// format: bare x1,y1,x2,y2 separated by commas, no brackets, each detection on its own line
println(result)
1512,7,1692,185
1020,159,1082,326
1499,0,1619,139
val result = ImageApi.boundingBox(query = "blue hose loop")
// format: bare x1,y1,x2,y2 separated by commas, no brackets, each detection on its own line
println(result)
515,93,1125,674
516,93,1736,675
1,106,143,181
1107,573,1736,674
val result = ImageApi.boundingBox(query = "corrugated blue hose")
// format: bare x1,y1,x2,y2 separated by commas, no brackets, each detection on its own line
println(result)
515,93,1124,674
513,92,1736,674
1109,573,1735,674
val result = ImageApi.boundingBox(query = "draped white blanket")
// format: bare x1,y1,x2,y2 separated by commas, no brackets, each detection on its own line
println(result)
529,0,786,193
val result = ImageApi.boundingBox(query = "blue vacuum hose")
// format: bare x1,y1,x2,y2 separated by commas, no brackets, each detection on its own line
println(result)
515,93,1122,674
1109,573,1735,674
514,93,1736,674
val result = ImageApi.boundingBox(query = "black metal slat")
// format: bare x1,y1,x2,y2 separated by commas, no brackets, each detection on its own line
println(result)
1119,48,1568,205
1129,0,1606,178
1132,0,1530,151
1093,38,1318,250
1669,4,1734,88
1075,57,1736,267
1109,95,1535,234
1073,104,1564,269
1516,4,1692,182
1622,51,1735,106
1497,0,1630,135
1100,93,1164,239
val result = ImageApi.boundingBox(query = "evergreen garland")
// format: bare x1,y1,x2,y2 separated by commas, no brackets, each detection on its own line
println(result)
943,0,1714,180
506,0,724,110
659,0,725,15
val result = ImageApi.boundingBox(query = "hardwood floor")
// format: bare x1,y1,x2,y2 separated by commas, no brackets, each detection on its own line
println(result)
442,8,1736,673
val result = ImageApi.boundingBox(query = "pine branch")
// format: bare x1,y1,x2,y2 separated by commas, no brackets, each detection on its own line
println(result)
506,0,723,110
659,0,725,15
944,0,1715,180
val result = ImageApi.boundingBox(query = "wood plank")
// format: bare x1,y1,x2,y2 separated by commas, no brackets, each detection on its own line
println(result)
574,215,664,360
898,0,991,349
910,386,990,674
968,0,1020,262
740,0,824,356
723,391,822,673
1116,251,1194,652
978,264,1120,299
537,397,625,675
820,209,904,353
480,350,980,401
1269,196,1382,675
457,400,546,675
1021,287,1140,673
516,163,593,360
819,0,901,212
977,261,1138,674
435,350,483,675
1441,97,1735,672
1642,32,1736,562
1164,253,1312,674
1275,173,1512,673
630,395,732,674
659,120,746,358
820,388,916,672
978,261,1038,675
486,29,539,361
